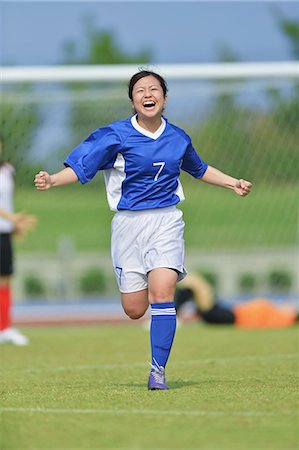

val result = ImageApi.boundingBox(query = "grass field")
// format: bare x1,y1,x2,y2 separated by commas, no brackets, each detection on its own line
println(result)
1,323,298,449
15,181,299,253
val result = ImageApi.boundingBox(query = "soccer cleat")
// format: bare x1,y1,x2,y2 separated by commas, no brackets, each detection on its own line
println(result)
0,328,29,346
148,359,169,390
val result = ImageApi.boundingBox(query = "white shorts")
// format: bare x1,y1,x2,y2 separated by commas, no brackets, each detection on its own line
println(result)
111,206,187,293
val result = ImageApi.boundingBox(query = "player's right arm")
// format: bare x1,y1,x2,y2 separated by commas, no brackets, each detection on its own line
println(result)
34,167,78,190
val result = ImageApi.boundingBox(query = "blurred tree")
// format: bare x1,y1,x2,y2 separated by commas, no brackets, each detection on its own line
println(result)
189,16,299,184
274,10,299,59
1,91,39,186
61,17,152,151
213,45,241,112
268,13,299,136
62,16,151,65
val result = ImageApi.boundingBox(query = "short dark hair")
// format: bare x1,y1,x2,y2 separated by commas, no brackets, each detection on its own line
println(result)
128,70,168,100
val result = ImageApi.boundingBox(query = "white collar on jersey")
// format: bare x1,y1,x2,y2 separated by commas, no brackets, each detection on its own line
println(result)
131,114,166,140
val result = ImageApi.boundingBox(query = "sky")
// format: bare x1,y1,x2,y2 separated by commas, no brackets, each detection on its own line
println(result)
1,1,298,66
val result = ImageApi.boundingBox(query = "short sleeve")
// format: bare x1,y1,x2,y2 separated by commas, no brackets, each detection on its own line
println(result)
64,126,121,184
181,139,208,179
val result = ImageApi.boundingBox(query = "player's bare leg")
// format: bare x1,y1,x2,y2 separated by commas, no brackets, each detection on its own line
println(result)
121,289,149,319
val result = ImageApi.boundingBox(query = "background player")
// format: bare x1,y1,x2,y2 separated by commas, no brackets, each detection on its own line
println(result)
0,136,37,345
175,272,298,328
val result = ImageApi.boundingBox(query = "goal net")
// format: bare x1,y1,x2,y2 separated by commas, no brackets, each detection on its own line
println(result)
2,62,298,298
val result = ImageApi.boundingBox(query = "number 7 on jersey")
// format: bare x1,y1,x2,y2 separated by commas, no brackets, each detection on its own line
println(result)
153,162,165,181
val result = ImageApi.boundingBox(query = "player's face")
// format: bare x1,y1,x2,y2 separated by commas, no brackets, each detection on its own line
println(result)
131,75,167,120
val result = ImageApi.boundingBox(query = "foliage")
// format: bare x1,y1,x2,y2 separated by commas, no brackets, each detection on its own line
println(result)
189,11,299,183
280,19,299,58
23,274,47,297
197,270,218,288
267,269,293,292
189,100,299,183
67,93,132,148
273,10,299,59
237,273,258,293
61,20,152,147
79,267,107,295
62,16,151,65
190,13,299,184
266,10,299,135
266,82,299,134
15,183,298,253
0,93,39,185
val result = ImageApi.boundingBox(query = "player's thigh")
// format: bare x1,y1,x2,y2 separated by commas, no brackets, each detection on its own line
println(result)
148,268,178,304
121,289,149,319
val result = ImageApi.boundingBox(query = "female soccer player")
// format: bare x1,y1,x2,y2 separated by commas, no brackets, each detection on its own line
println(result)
34,70,252,389
0,136,36,345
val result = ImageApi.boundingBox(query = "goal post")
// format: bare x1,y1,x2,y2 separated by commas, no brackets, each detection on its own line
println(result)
2,61,299,82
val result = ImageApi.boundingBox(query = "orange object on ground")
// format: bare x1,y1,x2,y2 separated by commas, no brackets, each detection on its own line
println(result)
233,298,297,328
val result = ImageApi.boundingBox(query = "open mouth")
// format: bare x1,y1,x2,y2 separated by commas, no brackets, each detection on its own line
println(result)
143,101,156,109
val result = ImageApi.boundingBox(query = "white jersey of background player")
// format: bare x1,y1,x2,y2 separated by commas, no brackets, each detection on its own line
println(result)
35,70,252,390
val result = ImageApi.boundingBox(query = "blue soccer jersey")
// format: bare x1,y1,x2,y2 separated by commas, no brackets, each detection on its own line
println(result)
64,115,208,211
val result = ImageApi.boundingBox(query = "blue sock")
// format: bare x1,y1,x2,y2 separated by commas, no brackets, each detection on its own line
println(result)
150,302,177,369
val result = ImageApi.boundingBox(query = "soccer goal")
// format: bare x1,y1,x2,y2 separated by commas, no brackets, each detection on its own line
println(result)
2,62,298,298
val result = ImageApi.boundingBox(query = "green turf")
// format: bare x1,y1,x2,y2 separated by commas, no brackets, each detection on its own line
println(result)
15,181,299,252
1,324,298,449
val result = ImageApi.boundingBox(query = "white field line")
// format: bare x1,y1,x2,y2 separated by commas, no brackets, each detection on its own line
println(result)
1,353,298,375
0,406,294,418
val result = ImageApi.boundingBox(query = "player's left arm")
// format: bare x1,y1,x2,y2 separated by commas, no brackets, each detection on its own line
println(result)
201,165,252,197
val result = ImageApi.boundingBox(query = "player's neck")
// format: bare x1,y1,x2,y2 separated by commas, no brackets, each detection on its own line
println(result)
136,115,163,134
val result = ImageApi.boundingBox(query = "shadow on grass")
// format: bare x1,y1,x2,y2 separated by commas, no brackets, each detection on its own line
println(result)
118,380,199,389
169,380,199,389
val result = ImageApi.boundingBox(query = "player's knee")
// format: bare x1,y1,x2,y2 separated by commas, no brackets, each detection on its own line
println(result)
123,307,145,320
149,289,173,303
